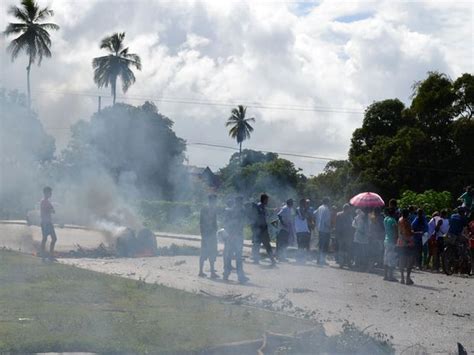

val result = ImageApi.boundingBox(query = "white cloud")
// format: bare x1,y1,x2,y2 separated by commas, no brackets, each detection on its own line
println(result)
0,0,472,175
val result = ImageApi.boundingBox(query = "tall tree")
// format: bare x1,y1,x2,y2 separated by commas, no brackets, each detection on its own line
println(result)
225,105,255,162
3,0,59,109
92,32,142,105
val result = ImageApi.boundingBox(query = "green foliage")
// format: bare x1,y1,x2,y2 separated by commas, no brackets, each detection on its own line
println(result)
348,72,474,200
218,150,303,202
139,200,200,234
398,190,452,215
225,105,255,154
301,161,354,206
92,32,142,104
60,102,186,199
4,0,60,64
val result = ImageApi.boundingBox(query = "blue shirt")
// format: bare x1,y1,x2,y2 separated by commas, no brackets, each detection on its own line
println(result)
314,204,331,233
448,214,467,236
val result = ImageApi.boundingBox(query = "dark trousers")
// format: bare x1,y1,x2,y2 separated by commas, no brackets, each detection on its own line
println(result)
317,231,330,264
297,232,311,261
276,229,289,259
433,238,444,270
414,235,423,268
223,237,244,278
336,235,351,266
354,242,368,270
252,226,274,262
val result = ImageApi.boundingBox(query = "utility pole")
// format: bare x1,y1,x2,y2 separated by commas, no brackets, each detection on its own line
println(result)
98,95,102,113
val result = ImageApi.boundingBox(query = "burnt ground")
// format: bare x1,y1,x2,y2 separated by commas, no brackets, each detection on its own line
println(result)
1,222,472,354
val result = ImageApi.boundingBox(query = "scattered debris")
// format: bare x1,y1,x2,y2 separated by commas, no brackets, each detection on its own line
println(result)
174,260,186,266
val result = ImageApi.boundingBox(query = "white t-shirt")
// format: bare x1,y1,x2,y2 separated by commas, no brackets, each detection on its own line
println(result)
295,209,310,234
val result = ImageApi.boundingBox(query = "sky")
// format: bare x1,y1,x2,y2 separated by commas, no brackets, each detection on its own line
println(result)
0,0,473,176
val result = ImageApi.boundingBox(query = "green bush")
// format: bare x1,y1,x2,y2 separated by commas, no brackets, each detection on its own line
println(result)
398,190,452,216
139,200,200,234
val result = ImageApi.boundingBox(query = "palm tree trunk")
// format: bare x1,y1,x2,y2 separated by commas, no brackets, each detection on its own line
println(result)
239,141,242,165
26,56,32,109
112,77,117,105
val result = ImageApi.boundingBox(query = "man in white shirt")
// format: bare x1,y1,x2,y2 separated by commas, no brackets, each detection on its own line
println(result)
276,199,294,261
314,197,332,265
428,209,449,271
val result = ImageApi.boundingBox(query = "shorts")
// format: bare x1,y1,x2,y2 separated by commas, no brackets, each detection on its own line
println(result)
201,234,218,262
41,222,57,240
383,243,398,268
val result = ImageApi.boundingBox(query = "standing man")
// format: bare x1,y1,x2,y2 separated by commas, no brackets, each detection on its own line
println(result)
223,196,249,283
252,193,276,265
383,207,398,281
199,194,219,278
277,199,294,261
398,209,415,285
314,197,332,265
411,209,428,269
335,204,353,267
294,198,312,263
40,186,57,261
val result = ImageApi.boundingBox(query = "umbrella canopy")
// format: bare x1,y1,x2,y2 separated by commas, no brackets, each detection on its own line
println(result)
350,192,385,208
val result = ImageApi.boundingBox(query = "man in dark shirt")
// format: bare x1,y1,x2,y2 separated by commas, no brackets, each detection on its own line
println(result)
448,207,468,238
335,204,353,267
251,193,275,265
199,195,219,278
223,196,249,283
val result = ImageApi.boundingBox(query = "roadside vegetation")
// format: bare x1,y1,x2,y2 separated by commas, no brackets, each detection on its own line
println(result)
0,250,393,353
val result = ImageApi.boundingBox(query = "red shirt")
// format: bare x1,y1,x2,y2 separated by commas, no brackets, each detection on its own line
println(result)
40,198,54,224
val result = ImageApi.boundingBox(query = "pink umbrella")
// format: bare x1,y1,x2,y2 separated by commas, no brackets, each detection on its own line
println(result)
350,192,385,208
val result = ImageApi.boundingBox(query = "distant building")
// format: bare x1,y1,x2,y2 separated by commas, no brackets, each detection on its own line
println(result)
185,165,220,189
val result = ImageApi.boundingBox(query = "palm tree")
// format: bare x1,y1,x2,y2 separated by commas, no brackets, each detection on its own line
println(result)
226,105,255,162
4,0,59,109
92,32,142,105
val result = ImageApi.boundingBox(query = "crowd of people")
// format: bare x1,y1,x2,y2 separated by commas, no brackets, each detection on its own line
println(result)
198,186,474,284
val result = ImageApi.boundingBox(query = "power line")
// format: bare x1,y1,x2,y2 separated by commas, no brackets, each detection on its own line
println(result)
32,89,365,114
188,142,343,161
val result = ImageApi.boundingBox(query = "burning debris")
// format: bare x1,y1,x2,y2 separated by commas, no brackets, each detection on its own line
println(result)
111,227,158,257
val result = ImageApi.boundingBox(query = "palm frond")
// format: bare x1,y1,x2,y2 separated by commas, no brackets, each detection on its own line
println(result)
119,66,136,93
22,0,38,21
93,32,141,97
39,23,60,31
36,7,54,21
7,37,28,60
8,5,29,22
3,22,28,35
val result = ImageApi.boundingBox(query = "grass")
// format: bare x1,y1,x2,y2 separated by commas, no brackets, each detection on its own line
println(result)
0,250,313,353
